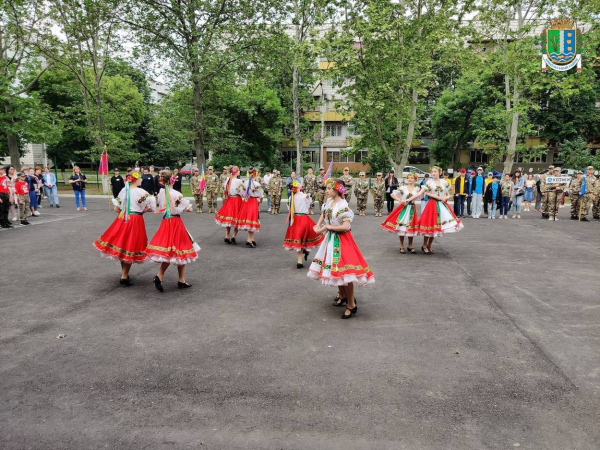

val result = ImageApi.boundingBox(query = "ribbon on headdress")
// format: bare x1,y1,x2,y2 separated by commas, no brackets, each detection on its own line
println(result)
163,184,171,219
118,181,131,222
245,170,254,199
286,180,300,226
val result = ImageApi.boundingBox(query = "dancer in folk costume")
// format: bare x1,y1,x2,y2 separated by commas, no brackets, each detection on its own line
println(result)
380,173,421,254
93,171,156,286
414,166,463,255
308,179,375,319
283,180,325,268
214,165,244,244
237,167,263,248
147,170,200,292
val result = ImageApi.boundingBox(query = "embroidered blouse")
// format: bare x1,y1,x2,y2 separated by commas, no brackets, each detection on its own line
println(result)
157,187,190,215
113,187,156,213
322,198,354,227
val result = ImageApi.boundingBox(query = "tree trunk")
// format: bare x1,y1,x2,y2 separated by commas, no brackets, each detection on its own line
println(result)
504,73,520,175
192,79,206,168
399,86,419,173
8,131,20,168
292,18,303,175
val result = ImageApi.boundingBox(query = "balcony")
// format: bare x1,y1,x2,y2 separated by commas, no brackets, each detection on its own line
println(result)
303,110,354,122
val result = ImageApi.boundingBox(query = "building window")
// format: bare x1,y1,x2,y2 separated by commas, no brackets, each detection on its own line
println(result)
326,125,343,137
470,150,489,164
326,79,333,87
409,149,430,164
531,153,548,163
326,150,340,162
552,149,564,165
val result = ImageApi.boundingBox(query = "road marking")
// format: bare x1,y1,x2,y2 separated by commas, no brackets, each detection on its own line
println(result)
0,215,83,231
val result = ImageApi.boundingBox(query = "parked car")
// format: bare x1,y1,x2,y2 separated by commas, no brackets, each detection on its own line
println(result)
180,164,197,179
402,166,426,179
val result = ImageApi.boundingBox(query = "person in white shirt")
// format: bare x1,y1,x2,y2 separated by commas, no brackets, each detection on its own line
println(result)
263,170,273,211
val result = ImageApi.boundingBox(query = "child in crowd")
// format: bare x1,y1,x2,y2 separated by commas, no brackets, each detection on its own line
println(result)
484,175,501,219
14,172,31,225
499,173,514,219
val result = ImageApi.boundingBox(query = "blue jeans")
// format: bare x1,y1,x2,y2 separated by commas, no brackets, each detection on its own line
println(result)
44,186,60,206
512,195,523,213
467,196,472,215
265,190,271,209
29,190,38,209
74,190,86,208
500,196,510,215
488,202,497,217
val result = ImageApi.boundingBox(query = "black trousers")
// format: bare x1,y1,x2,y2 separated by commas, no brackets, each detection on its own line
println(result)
0,193,10,225
386,193,395,213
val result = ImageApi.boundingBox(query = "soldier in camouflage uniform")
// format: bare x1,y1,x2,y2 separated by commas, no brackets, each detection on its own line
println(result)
545,167,563,221
303,166,318,214
580,166,598,221
205,166,219,213
269,170,284,214
569,171,583,220
219,166,230,199
540,165,554,218
354,171,370,216
341,167,354,203
372,172,385,217
190,168,203,213
315,167,326,212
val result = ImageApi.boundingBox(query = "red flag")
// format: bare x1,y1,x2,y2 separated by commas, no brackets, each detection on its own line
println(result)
98,153,108,176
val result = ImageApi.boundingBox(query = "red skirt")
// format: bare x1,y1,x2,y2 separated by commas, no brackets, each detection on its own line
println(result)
146,217,200,265
283,214,324,251
215,196,242,228
308,231,375,287
93,214,148,263
237,197,261,232
415,199,464,237
380,202,419,236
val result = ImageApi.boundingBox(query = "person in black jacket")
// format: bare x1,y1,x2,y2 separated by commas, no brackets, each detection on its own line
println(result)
384,170,399,213
484,175,501,219
173,168,183,192
453,168,470,218
110,168,125,198
140,167,155,194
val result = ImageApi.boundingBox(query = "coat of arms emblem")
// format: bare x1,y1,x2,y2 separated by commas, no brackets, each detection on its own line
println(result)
540,18,583,72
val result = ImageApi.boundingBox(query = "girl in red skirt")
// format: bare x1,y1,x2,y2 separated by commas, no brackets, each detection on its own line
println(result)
147,170,200,292
308,179,375,319
237,167,263,248
414,166,463,254
215,166,244,244
283,181,324,268
93,171,156,286
381,173,420,254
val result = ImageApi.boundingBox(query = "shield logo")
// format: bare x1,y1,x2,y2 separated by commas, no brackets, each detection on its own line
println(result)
540,19,583,72
546,29,576,64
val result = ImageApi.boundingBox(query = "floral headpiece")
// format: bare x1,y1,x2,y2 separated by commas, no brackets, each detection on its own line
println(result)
291,180,303,194
126,171,141,183
169,175,177,185
405,173,418,181
230,166,239,175
327,179,345,195
429,166,442,173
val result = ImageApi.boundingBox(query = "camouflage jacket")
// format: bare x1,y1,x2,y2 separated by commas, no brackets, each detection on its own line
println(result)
316,174,326,191
372,180,386,199
340,175,354,189
190,175,202,195
304,174,318,194
205,174,219,193
354,179,370,198
268,176,284,195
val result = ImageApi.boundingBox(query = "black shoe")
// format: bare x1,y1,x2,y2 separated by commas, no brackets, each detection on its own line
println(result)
581,217,589,222
120,278,133,286
177,281,192,289
50,205,54,207
153,276,164,292
571,216,578,220
333,297,347,307
251,241,257,248
246,241,253,247
296,263,304,269
341,305,358,319
231,238,237,244
56,205,60,208
224,238,231,244
21,221,30,225
303,250,309,261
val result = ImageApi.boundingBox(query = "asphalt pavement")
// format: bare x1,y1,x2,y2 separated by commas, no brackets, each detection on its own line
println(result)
1,199,599,449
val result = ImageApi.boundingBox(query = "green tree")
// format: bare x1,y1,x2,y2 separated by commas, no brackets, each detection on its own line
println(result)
0,0,57,166
558,138,600,170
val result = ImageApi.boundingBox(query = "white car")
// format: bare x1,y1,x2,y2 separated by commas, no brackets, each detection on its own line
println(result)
402,166,426,180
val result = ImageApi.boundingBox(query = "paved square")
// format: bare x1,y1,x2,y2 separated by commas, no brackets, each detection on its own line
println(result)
1,202,599,449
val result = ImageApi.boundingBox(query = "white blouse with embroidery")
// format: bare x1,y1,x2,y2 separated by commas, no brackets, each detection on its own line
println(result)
156,187,191,215
392,185,421,202
423,178,450,197
292,192,311,214
113,187,156,213
242,179,264,199
322,198,354,227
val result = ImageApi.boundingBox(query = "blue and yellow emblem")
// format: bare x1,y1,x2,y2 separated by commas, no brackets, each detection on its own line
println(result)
539,19,583,72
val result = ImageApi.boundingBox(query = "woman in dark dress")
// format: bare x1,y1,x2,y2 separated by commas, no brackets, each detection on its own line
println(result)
384,170,399,213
